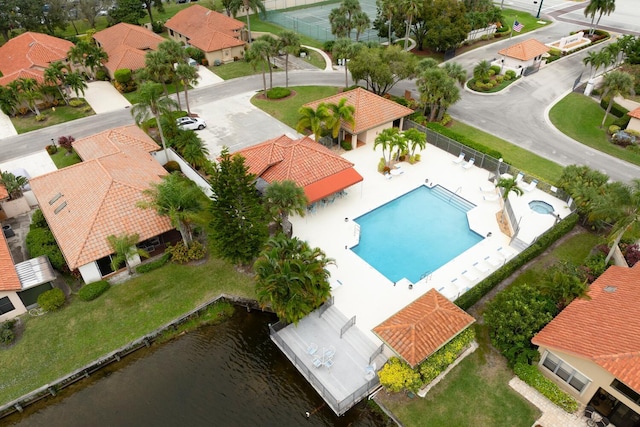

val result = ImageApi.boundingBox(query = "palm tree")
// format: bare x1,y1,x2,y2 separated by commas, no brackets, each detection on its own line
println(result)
107,233,149,275
496,177,524,227
590,179,640,264
374,127,401,166
583,51,600,78
473,60,491,81
278,30,300,88
254,234,334,324
64,71,88,99
329,9,350,38
584,0,616,36
326,98,355,144
417,67,460,122
145,51,173,97
175,63,199,116
131,82,177,163
139,173,206,247
0,172,28,200
258,34,279,89
352,11,370,42
332,38,361,88
264,180,309,235
443,62,468,86
16,78,42,116
403,128,426,158
246,39,271,94
0,85,19,117
377,0,398,44
401,0,421,50
230,0,266,43
44,61,69,105
181,135,210,170
296,104,331,142
599,70,634,128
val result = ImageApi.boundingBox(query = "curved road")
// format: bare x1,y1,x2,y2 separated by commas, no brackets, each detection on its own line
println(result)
2,6,640,182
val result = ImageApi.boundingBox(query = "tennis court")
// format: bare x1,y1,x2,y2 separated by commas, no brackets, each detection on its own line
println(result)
266,0,383,43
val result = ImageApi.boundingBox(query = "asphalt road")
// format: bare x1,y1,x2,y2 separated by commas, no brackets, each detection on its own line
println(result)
2,3,640,183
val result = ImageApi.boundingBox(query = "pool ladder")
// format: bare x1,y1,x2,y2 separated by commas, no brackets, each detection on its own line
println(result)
420,270,433,281
449,187,462,202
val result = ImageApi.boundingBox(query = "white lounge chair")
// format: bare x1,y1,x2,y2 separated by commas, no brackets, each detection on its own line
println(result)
462,269,478,283
485,255,503,268
480,184,496,193
515,172,524,183
473,261,491,273
453,153,465,164
483,193,500,201
463,158,475,169
522,179,538,192
497,246,516,260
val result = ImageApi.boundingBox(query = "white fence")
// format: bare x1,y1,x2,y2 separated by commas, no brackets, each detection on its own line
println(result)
152,149,213,197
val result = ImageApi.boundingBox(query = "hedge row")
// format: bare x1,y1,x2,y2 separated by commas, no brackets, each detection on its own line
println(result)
136,253,171,274
455,213,579,310
425,122,503,160
78,280,111,302
600,97,629,119
514,363,579,413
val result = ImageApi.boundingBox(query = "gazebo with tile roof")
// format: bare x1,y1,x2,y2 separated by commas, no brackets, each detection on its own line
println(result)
304,87,414,148
94,23,165,79
495,39,549,78
532,264,640,424
373,289,475,368
0,32,74,86
233,134,364,205
165,5,245,65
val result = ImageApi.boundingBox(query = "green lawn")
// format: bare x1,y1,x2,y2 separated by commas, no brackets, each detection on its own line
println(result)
11,104,95,134
50,149,82,169
251,85,341,129
449,121,565,183
0,256,255,406
549,92,640,167
377,332,539,427
212,60,275,80
502,9,552,34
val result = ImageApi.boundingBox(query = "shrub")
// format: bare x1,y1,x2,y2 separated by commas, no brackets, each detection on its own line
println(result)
612,130,637,147
622,243,640,267
151,20,164,33
35,114,46,122
46,144,58,155
37,288,65,311
340,140,352,150
600,97,629,118
95,69,108,81
455,213,579,310
377,157,386,172
26,227,67,271
58,135,75,153
69,98,85,107
514,363,579,413
114,68,132,84
136,253,171,273
425,122,503,159
323,40,335,52
440,113,452,126
608,125,621,135
490,65,501,74
164,160,181,173
378,357,422,393
166,241,206,263
78,280,110,301
0,320,16,345
186,46,205,62
266,87,291,99
418,328,475,384
30,209,48,229
495,75,504,84
505,70,516,80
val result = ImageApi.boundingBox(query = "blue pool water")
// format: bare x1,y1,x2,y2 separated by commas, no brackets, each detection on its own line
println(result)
351,185,483,283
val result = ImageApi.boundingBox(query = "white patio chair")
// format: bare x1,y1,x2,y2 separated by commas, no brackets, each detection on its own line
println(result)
461,269,478,283
483,193,500,202
473,261,490,273
480,184,495,193
462,158,475,169
453,153,465,164
523,179,538,192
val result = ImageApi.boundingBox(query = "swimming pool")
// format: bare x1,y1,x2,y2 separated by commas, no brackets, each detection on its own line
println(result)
351,185,483,283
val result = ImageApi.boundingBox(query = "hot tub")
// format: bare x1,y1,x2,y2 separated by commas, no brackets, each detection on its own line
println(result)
529,200,554,215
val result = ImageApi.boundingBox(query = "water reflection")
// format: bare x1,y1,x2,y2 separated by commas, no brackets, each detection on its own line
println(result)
6,309,385,427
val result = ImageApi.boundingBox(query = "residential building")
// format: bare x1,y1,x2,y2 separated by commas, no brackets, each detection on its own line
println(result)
532,264,640,427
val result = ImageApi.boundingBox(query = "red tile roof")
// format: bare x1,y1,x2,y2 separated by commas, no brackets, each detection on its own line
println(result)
0,233,21,291
165,5,245,53
233,135,363,204
532,264,640,393
498,39,550,61
0,32,73,85
374,289,475,367
30,127,172,270
628,107,640,120
73,125,160,160
94,23,165,74
304,88,414,134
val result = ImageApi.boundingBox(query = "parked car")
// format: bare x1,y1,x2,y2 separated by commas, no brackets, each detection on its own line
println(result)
176,117,206,130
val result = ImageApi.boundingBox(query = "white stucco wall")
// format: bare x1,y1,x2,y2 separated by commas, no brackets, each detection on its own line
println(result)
79,262,102,284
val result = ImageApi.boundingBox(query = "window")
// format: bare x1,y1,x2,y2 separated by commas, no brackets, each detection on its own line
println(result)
0,296,16,315
611,379,640,405
540,351,590,393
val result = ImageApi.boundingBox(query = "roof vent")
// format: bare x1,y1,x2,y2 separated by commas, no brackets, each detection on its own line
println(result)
54,201,67,214
49,192,62,205
603,286,617,293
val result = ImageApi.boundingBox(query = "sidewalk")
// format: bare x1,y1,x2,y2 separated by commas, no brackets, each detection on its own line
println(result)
0,110,17,139
510,377,585,427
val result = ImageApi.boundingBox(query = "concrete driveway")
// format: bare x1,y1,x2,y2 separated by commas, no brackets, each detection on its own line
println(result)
189,91,302,158
195,65,223,88
0,110,18,139
83,81,132,114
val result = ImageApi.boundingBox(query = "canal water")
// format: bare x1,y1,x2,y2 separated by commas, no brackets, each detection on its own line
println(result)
5,309,386,426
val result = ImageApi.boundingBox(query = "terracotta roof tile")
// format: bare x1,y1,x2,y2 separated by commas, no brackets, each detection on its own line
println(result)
532,264,640,393
0,32,73,85
0,233,21,291
30,127,172,270
94,23,164,74
73,125,160,160
628,107,640,120
304,88,414,134
373,289,475,367
165,5,245,53
233,135,363,204
498,39,550,61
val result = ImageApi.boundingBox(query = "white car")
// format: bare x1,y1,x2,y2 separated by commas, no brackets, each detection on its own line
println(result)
176,117,206,131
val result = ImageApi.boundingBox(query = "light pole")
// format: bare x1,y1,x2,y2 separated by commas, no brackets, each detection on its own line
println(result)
535,0,544,19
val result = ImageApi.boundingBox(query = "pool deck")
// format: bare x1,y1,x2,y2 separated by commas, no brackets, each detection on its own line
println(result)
290,142,572,340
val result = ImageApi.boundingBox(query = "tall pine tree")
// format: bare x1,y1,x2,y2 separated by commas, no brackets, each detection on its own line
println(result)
209,148,268,265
